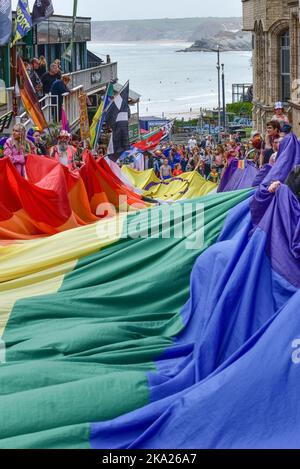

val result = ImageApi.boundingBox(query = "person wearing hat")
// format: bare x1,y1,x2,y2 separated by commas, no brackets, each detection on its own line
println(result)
272,102,289,127
50,130,76,170
27,128,48,156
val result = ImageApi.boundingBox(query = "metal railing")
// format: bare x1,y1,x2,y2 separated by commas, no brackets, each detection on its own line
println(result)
69,62,118,95
2,62,118,132
14,87,82,131
16,94,59,130
62,86,83,130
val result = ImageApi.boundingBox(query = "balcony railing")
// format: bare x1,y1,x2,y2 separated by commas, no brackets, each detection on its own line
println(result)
14,87,84,132
1,61,118,133
62,86,83,130
16,94,59,130
69,62,118,95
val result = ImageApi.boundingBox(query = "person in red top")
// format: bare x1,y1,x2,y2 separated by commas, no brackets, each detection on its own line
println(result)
173,163,183,176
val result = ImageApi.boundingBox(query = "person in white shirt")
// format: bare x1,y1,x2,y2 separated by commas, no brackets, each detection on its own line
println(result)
271,102,290,127
188,136,197,152
134,152,145,172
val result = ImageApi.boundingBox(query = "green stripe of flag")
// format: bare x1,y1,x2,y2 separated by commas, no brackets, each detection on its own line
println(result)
0,190,252,448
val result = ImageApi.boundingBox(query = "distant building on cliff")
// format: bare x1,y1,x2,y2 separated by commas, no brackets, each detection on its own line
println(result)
242,0,300,134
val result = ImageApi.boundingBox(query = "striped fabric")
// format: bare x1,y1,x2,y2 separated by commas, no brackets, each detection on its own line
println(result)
0,152,146,240
0,189,252,448
122,166,217,200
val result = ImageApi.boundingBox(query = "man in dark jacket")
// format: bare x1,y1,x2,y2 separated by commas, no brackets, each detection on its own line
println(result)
42,63,61,95
51,75,71,121
30,58,43,99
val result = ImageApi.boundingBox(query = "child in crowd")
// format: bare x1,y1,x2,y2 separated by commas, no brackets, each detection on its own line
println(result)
160,158,173,180
208,166,219,184
173,163,183,176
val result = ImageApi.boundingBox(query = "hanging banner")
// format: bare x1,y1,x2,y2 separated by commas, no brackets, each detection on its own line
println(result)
78,90,91,144
11,0,32,47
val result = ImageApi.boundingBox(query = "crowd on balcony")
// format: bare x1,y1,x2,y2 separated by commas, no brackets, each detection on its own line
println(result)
24,56,72,117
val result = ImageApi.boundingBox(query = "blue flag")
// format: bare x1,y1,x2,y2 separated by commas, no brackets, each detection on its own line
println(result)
11,0,32,47
0,0,12,46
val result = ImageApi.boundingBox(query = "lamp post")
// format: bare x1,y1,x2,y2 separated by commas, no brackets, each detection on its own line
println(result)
221,63,226,132
198,108,206,137
217,46,221,142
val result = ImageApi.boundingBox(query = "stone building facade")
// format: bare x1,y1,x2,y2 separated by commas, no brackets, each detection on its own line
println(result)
242,0,300,134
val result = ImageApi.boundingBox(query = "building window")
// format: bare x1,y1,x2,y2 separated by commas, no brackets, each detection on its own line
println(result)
280,30,290,102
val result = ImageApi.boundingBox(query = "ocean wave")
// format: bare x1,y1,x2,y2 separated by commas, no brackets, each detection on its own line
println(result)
140,99,172,105
174,93,217,101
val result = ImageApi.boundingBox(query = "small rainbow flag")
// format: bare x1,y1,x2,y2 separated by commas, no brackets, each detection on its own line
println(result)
238,159,246,170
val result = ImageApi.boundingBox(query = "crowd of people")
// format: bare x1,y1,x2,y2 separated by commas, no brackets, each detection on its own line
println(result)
0,101,298,202
23,56,72,120
124,102,292,186
1,125,85,175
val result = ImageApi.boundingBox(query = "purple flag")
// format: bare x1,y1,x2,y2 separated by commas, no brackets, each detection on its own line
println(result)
32,0,54,26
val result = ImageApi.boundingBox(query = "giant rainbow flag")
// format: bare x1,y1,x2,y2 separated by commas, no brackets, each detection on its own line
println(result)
0,152,147,240
122,166,217,201
0,134,299,448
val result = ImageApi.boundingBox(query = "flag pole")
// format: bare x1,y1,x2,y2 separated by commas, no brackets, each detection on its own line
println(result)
62,0,78,62
93,83,110,150
47,127,55,146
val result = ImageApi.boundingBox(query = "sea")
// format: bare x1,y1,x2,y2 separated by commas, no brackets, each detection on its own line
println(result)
89,42,253,120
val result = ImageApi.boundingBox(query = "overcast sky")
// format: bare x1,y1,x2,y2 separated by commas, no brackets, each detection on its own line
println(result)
13,0,242,21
